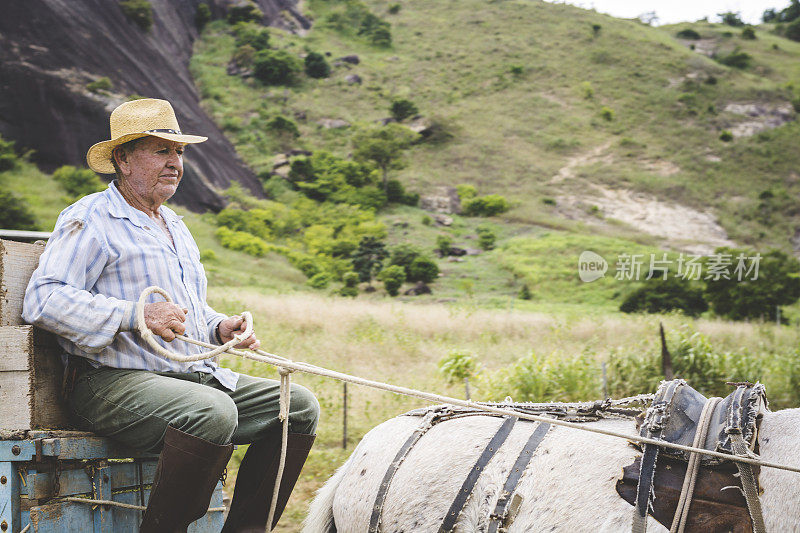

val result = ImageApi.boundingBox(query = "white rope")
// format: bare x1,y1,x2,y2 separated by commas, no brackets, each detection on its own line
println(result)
20,525,30,533
670,396,722,533
266,368,293,531
134,286,800,476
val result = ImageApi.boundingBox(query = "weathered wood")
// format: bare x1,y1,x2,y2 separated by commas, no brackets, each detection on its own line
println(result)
0,239,46,326
0,325,69,430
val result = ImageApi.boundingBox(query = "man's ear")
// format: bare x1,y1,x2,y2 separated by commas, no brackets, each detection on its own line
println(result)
113,146,131,176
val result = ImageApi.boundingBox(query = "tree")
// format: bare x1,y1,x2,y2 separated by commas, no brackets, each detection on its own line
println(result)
195,3,212,29
620,277,708,317
378,264,406,296
718,11,744,26
351,236,388,285
352,123,419,193
704,248,800,321
786,18,800,42
389,98,418,121
407,256,439,284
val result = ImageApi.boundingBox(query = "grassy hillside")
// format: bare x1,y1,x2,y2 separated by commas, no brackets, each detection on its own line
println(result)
192,0,800,254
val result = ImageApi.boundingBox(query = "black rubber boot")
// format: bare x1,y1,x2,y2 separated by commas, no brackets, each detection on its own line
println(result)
140,426,233,533
221,432,316,532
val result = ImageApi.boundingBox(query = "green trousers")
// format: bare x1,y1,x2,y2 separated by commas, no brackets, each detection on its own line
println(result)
68,366,320,452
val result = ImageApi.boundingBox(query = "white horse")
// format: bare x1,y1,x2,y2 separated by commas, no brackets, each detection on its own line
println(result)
303,407,800,532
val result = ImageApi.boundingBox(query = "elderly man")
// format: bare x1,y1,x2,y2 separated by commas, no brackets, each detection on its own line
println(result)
23,98,319,532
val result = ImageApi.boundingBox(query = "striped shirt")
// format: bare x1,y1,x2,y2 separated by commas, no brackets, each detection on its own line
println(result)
22,181,239,390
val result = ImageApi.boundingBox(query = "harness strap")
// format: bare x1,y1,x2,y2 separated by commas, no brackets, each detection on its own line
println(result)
369,410,439,533
669,396,722,533
439,416,517,533
726,385,766,533
487,422,551,533
632,380,681,533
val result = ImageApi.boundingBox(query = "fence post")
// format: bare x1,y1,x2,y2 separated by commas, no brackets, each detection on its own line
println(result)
601,362,608,399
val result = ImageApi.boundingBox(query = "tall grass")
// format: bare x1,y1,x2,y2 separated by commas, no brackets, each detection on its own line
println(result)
208,289,800,530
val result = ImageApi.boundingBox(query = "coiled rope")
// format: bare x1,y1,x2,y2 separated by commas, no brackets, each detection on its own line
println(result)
131,285,800,525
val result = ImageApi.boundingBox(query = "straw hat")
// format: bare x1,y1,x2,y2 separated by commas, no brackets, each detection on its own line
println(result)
86,98,207,174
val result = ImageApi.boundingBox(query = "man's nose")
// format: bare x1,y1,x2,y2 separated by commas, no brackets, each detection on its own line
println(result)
167,150,183,170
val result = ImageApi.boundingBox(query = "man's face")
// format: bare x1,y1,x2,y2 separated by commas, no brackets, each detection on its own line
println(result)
122,137,185,207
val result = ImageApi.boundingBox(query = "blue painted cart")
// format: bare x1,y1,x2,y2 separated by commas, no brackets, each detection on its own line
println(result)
0,430,225,532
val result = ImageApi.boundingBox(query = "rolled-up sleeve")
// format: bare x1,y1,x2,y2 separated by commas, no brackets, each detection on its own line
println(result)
22,217,134,353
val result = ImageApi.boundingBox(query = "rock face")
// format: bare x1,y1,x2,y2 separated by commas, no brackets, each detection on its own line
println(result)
0,0,302,212
420,186,461,214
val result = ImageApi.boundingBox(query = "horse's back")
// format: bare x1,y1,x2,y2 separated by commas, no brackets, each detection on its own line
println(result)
330,413,667,532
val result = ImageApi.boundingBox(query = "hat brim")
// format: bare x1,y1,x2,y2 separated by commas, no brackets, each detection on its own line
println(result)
86,132,208,174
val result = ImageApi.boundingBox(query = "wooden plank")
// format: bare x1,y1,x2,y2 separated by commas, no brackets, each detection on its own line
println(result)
0,369,33,430
0,325,33,371
0,239,46,326
0,325,69,430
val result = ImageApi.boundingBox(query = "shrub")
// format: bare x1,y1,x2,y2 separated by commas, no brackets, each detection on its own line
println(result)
304,52,331,78
233,23,270,51
620,277,708,317
476,225,496,251
195,3,212,29
119,0,153,31
253,49,301,85
704,248,800,321
676,28,701,39
228,1,263,24
580,81,594,99
379,264,406,296
215,226,270,256
741,27,756,39
385,179,406,203
462,194,509,217
308,272,332,289
199,249,217,262
52,165,106,200
389,98,418,121
408,256,439,283
388,3,401,14
518,285,532,300
509,65,524,76
438,351,479,383
787,19,800,42
339,271,360,297
719,130,734,142
232,45,257,69
715,48,751,68
0,137,18,172
0,190,37,230
402,191,419,206
421,214,433,226
389,243,420,272
86,77,113,93
600,106,615,121
266,115,300,137
456,184,477,201
436,235,452,256
592,23,601,37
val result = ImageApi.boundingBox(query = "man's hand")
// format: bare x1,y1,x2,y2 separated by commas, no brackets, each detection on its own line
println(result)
218,315,260,350
144,302,188,342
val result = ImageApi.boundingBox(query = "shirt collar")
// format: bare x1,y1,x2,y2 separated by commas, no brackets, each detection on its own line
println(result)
107,180,184,226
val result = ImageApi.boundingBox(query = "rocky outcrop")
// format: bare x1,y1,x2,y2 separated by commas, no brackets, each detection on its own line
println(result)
420,186,461,214
0,0,303,212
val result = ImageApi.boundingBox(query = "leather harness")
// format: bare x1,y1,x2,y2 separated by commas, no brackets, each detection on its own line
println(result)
617,380,767,533
369,398,644,532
